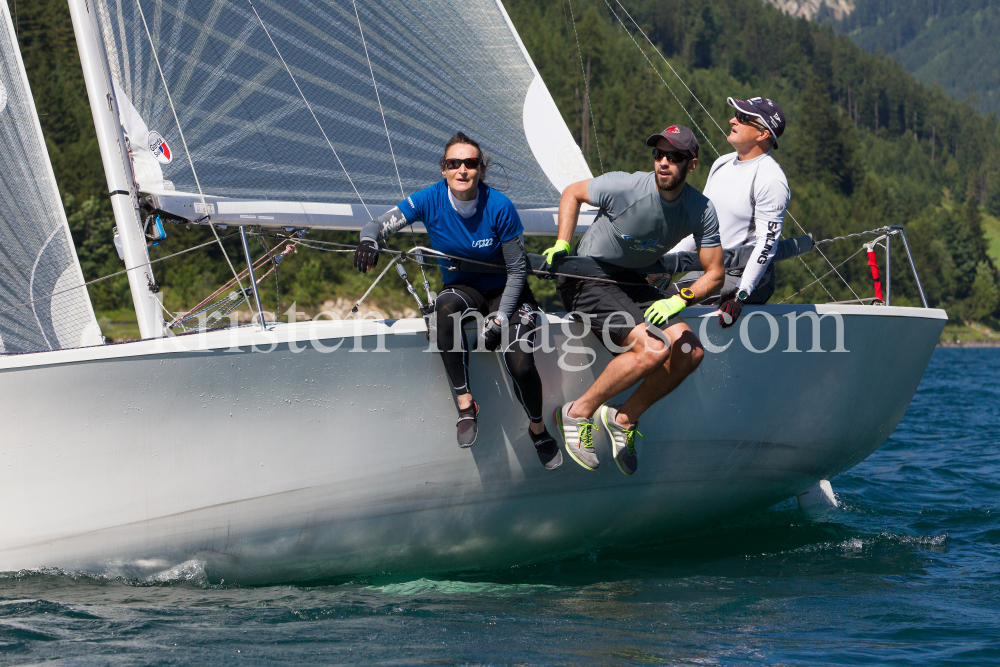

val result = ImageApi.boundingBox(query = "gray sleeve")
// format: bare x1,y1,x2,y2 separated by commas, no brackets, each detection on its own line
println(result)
360,207,410,246
495,238,527,322
693,200,722,248
587,171,647,217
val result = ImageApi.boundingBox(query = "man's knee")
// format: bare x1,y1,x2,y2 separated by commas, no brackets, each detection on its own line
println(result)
628,334,670,373
669,331,704,375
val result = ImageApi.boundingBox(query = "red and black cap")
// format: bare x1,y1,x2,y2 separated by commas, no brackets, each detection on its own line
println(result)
727,96,785,148
645,124,699,158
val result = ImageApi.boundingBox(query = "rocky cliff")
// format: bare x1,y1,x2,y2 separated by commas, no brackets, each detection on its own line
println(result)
762,0,855,20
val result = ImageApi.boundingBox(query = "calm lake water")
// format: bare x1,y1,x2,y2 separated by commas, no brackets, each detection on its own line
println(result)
1,348,998,665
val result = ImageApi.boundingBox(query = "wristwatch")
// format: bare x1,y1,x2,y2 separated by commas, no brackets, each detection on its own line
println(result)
678,287,696,304
736,289,749,302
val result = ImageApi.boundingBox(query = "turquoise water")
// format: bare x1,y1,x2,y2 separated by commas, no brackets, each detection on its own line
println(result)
2,348,998,665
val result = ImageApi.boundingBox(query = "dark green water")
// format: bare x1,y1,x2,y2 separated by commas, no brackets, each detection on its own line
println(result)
1,348,998,665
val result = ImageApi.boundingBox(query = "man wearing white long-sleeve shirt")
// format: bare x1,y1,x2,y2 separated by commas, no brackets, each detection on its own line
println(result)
670,96,789,328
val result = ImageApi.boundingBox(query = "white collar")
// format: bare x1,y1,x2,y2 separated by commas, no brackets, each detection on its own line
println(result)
448,187,478,218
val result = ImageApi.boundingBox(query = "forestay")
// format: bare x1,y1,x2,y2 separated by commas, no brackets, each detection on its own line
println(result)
0,3,102,353
94,0,592,231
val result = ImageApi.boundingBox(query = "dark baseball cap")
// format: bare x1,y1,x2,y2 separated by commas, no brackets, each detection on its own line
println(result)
645,124,699,158
727,96,785,148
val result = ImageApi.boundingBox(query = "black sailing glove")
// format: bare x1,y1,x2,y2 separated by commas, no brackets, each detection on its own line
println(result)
353,239,379,273
718,294,744,329
481,318,503,351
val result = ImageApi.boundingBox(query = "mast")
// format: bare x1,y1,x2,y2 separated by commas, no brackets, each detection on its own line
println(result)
68,0,163,339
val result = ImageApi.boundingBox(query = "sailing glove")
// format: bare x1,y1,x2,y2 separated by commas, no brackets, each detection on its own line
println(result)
644,295,686,327
354,239,379,273
540,239,571,268
717,294,744,329
481,318,504,352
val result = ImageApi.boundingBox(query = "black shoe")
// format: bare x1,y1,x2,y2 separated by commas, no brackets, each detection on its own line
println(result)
457,401,479,448
529,425,562,470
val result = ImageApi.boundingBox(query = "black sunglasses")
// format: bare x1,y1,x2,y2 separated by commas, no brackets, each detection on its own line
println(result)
651,148,691,164
735,111,768,130
444,157,482,170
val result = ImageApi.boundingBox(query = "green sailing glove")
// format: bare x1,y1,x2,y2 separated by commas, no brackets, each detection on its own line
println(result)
644,294,687,326
540,239,571,268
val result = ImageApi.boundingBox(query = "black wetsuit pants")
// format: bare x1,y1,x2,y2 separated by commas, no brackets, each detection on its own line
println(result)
433,283,543,422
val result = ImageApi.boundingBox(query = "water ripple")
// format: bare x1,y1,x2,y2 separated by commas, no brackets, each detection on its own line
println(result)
0,349,997,665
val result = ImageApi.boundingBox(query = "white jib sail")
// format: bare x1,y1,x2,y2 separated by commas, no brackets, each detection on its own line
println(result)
0,2,102,353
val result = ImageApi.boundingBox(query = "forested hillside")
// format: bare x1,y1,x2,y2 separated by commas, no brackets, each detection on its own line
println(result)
830,0,1000,118
11,0,1000,337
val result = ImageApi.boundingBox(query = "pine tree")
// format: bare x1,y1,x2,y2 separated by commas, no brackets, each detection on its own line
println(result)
794,76,856,195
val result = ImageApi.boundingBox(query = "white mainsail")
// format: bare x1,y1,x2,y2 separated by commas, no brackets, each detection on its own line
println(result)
0,1,101,353
90,0,591,211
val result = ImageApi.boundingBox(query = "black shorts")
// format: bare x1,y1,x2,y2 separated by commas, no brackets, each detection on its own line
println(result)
556,271,661,349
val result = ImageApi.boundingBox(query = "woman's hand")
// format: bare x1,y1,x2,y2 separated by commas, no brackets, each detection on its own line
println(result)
354,239,379,273
481,317,503,351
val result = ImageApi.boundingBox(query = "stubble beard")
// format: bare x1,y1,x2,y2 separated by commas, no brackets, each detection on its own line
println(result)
656,167,688,193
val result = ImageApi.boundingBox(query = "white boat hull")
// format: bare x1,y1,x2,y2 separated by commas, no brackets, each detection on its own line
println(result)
0,305,945,582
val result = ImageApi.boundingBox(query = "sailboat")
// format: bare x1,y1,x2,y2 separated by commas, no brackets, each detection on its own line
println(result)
0,0,944,583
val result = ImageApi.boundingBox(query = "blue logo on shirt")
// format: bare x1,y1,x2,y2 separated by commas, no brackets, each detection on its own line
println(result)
622,235,661,251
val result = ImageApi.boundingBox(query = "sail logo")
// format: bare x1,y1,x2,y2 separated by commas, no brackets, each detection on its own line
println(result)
148,131,172,164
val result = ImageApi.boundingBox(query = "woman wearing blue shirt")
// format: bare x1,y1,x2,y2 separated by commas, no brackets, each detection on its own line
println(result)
354,132,560,470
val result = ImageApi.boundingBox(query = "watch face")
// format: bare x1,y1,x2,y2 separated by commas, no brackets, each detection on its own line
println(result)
737,290,749,301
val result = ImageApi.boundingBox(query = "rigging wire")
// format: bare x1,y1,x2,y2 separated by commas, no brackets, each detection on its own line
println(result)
602,0,719,156
797,255,835,302
778,245,865,304
351,254,399,313
560,0,586,125
608,0,729,143
350,0,431,299
0,234,238,320
403,245,666,291
351,1,403,200
787,210,861,301
133,0,246,294
813,225,892,246
247,0,372,220
257,231,282,313
288,240,354,254
566,0,604,173
167,234,295,328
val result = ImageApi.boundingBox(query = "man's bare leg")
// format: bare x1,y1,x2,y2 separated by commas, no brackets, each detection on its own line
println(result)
566,323,671,419
615,324,703,427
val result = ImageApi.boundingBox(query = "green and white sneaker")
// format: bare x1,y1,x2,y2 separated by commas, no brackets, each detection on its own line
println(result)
600,405,643,476
556,402,599,470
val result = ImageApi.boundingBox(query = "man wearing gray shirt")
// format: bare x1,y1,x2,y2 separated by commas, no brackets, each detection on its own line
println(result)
542,125,724,476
